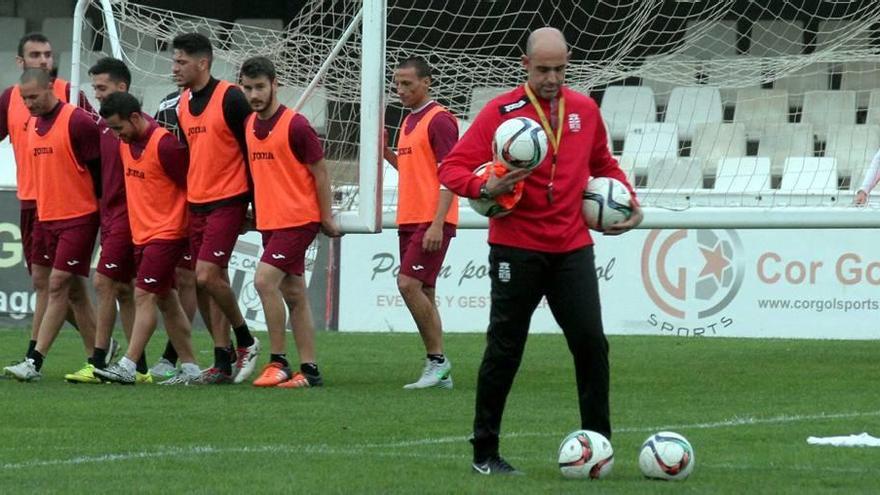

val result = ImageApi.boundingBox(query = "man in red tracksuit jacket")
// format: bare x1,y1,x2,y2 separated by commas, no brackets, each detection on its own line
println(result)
439,27,644,475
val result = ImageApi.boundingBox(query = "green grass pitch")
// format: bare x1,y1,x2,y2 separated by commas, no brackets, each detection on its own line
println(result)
1,328,878,493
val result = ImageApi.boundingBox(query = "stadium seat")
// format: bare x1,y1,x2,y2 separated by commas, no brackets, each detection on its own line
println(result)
823,124,880,187
714,157,772,192
749,20,805,57
772,63,830,106
646,157,704,190
620,122,679,174
467,86,508,120
733,88,789,140
211,57,239,82
278,86,328,136
780,157,838,194
640,54,697,107
0,17,26,51
616,154,636,185
682,20,739,59
599,86,656,141
230,18,285,50
102,25,160,53
42,17,96,53
0,140,15,188
663,86,723,141
757,123,815,175
0,51,19,91
701,58,763,105
140,85,177,116
866,89,880,126
801,90,857,142
839,61,880,108
691,122,747,175
815,20,874,52
127,51,174,88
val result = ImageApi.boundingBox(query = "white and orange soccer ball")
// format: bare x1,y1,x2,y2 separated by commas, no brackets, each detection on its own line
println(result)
492,117,549,171
557,429,615,479
638,431,695,481
468,162,524,218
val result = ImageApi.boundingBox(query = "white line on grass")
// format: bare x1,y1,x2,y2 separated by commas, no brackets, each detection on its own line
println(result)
3,409,879,470
358,409,880,449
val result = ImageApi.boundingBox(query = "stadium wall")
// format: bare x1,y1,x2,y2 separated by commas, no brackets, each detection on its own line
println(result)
339,226,880,339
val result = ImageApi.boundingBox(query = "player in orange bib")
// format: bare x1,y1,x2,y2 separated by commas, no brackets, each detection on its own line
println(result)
172,33,259,384
94,91,202,385
382,56,458,389
239,57,340,388
3,68,101,381
0,33,104,374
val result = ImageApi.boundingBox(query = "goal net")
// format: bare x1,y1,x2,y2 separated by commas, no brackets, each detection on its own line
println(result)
74,0,880,228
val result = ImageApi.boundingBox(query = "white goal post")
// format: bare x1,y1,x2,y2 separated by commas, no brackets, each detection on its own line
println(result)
71,0,880,229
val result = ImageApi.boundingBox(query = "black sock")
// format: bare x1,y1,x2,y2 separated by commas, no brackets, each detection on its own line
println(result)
162,340,178,364
301,362,319,376
28,350,45,371
427,353,445,364
214,347,232,375
136,352,148,374
270,353,289,368
26,339,36,357
92,347,108,369
233,323,254,348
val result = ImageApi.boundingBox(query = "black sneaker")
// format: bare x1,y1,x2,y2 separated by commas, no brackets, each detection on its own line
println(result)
471,455,523,475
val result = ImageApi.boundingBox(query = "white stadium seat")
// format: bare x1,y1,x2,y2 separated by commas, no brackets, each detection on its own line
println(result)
599,85,656,141
0,51,19,91
839,61,880,108
733,88,790,140
714,157,772,192
278,86,329,136
691,122,747,175
620,122,679,175
866,89,880,126
815,20,873,52
0,139,16,189
801,90,857,142
773,63,830,106
682,21,739,59
780,157,838,194
468,86,508,120
823,124,880,186
663,86,723,141
640,54,697,107
757,123,815,176
647,156,704,190
749,20,805,57
0,17,26,51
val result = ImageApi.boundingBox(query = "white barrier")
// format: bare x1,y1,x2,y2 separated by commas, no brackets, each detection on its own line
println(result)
339,227,880,339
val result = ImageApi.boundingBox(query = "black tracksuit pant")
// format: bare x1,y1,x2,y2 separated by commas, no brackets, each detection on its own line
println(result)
471,244,610,460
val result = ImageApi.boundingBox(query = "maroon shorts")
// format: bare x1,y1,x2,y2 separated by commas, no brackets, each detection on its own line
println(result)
260,223,319,276
38,216,100,278
19,206,37,272
97,223,136,282
134,239,187,295
189,202,246,269
176,250,195,271
398,223,456,287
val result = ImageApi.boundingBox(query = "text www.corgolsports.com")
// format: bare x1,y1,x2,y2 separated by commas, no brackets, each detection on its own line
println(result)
757,298,880,312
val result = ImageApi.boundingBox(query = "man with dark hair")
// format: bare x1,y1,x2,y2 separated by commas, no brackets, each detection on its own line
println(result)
239,56,340,388
439,27,643,475
0,32,101,372
94,92,201,385
171,32,260,384
3,68,102,381
65,57,144,384
147,86,200,380
382,55,459,389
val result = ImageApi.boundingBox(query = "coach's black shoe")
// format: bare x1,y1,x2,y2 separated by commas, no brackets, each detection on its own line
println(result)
471,455,524,476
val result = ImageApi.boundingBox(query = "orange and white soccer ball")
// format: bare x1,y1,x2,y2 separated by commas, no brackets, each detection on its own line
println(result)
638,431,695,481
557,429,614,479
